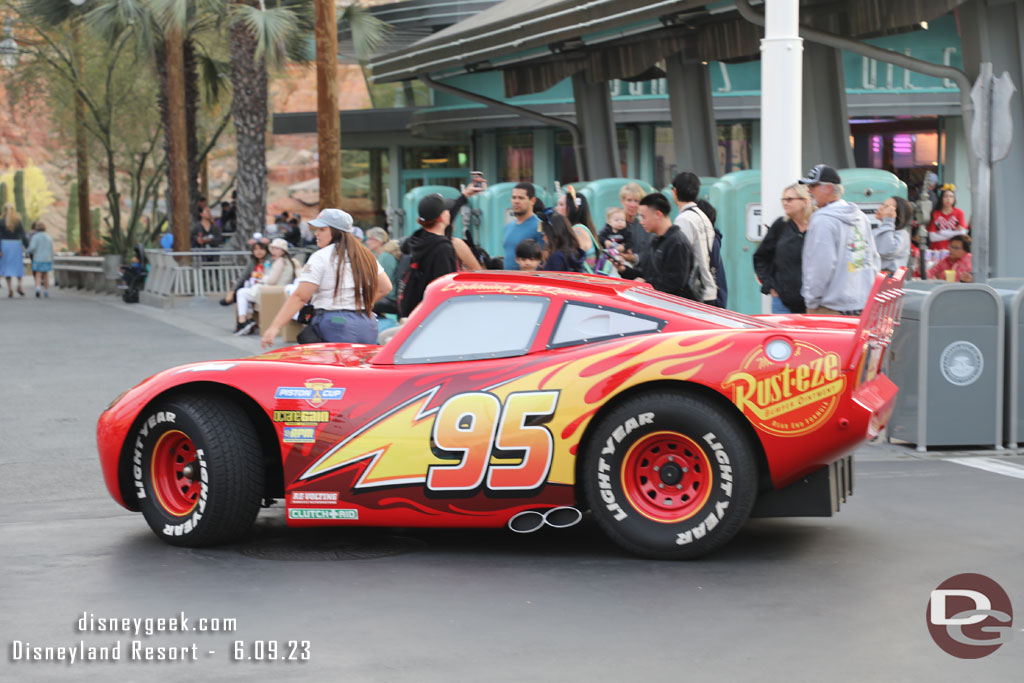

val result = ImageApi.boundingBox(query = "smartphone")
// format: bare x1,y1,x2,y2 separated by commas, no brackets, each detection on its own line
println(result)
605,247,625,264
470,171,484,188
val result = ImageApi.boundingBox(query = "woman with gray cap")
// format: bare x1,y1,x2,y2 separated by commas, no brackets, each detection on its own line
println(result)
261,208,391,347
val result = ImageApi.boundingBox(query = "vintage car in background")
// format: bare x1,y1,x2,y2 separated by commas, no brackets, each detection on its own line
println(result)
97,269,905,559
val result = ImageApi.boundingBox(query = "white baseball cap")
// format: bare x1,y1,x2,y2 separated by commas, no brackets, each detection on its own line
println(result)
308,208,355,233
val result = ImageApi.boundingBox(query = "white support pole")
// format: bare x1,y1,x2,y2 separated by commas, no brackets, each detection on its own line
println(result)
760,0,803,312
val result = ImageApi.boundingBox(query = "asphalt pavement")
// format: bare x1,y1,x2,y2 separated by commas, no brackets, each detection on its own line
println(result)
1,281,1022,682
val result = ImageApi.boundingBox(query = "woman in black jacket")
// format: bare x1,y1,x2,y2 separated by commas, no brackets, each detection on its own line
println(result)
753,183,812,313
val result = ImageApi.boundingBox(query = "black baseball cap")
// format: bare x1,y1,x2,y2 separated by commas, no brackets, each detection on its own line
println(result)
799,164,842,185
418,193,454,221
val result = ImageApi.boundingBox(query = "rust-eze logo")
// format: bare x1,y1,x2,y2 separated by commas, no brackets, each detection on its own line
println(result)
724,342,845,436
927,573,1013,658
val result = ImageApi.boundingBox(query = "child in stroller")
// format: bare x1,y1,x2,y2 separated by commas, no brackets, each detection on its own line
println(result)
119,244,148,303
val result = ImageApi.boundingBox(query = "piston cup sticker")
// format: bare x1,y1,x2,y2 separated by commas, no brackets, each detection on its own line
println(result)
724,342,846,437
939,341,984,387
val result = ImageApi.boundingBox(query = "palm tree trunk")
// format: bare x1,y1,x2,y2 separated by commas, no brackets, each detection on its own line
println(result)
316,0,341,210
230,18,267,241
72,18,92,255
165,26,191,254
184,39,201,220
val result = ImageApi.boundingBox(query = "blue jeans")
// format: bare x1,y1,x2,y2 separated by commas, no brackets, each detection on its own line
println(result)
310,310,379,344
771,297,793,314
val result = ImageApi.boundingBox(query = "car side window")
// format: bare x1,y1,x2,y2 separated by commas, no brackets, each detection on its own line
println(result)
549,301,665,348
395,295,548,364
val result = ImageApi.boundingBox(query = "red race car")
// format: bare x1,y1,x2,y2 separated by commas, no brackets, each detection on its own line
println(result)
97,269,905,559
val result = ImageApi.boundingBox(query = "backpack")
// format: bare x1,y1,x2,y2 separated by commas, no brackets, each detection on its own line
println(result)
396,254,425,318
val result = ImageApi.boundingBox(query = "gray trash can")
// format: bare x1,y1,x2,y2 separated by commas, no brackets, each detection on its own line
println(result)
888,282,1004,451
990,278,1024,448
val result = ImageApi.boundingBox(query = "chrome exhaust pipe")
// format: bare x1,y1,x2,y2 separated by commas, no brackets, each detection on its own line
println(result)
507,510,546,534
543,506,582,529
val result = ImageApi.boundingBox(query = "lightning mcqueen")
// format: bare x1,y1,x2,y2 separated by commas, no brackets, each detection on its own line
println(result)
97,269,905,559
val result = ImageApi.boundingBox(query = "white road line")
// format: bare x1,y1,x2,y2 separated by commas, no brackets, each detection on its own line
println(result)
947,457,1024,480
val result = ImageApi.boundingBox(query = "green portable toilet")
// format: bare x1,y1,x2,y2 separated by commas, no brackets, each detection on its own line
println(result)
661,176,716,205
837,168,907,230
705,170,762,315
467,181,552,261
401,185,462,240
701,169,905,316
576,178,654,231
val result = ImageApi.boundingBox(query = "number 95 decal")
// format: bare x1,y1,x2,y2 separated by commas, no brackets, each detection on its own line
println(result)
428,390,559,492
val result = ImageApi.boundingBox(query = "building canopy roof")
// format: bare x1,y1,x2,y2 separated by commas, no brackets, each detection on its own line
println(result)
369,0,968,96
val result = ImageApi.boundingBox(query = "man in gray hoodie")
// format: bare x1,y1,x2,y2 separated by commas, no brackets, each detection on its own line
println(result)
799,164,880,315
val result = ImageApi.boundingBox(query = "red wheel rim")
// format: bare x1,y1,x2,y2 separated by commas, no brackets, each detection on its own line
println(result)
620,431,713,523
150,430,201,516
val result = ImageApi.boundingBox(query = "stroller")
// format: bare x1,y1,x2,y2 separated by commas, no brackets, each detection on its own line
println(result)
119,244,149,303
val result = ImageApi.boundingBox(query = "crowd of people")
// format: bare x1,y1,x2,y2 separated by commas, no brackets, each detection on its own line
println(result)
3,163,975,342
191,164,980,348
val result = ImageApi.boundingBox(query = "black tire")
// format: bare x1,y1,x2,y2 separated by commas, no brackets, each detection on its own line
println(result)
582,391,757,559
130,395,264,547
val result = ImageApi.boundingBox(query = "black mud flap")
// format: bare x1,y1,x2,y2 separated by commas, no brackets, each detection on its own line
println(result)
750,455,854,518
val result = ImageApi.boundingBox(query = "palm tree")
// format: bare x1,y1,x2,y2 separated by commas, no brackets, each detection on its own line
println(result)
225,0,313,240
89,0,228,248
317,1,389,210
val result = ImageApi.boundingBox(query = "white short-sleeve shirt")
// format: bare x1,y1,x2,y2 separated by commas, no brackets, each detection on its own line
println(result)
297,244,385,311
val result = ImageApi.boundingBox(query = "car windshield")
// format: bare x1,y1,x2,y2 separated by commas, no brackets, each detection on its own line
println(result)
622,288,759,329
395,294,548,363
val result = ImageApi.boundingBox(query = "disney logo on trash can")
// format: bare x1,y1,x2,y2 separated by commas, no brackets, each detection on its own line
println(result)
926,573,1013,658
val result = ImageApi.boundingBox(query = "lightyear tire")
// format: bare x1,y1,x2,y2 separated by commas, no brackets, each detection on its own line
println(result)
583,391,758,559
131,395,264,547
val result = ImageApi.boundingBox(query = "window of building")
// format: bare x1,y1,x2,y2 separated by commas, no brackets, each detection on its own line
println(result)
498,132,534,183
654,122,752,187
403,146,469,170
396,295,548,364
342,149,389,228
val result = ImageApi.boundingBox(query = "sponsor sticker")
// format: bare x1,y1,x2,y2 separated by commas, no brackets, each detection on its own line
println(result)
724,341,846,436
288,508,358,520
282,426,317,443
273,410,330,424
275,379,345,408
290,491,339,504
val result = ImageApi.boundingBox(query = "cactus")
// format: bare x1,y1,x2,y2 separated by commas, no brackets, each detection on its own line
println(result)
13,169,26,221
0,181,7,210
91,207,101,239
66,183,80,252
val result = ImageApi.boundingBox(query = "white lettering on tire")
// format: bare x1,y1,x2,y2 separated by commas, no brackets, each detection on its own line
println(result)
597,457,628,521
131,411,177,500
600,412,654,456
675,433,735,545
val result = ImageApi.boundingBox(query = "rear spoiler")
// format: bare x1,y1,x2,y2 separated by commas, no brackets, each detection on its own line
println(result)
846,267,908,372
